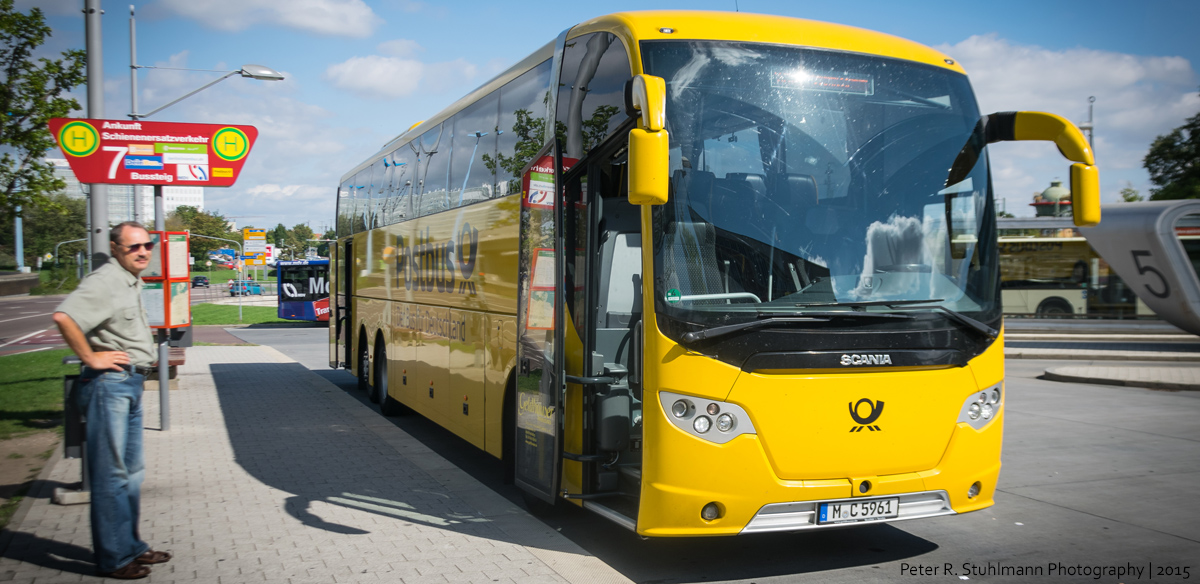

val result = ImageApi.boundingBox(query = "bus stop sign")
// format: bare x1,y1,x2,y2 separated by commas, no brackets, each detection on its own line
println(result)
47,118,258,187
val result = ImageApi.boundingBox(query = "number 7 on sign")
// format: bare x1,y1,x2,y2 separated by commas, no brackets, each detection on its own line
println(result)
103,146,129,180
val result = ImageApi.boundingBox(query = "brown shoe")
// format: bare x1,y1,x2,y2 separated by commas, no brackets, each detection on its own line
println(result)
134,550,171,565
97,562,150,579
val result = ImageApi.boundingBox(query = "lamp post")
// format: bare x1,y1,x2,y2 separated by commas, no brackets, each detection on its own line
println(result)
125,5,281,432
128,6,284,121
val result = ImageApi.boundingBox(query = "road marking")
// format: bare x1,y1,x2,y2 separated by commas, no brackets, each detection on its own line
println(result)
7,346,53,356
0,329,45,348
0,312,53,324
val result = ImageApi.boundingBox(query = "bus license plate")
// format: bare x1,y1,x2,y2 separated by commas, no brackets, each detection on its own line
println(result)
818,497,899,524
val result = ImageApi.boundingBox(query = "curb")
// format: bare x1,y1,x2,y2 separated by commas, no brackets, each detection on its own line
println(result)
1005,350,1200,362
1043,368,1200,392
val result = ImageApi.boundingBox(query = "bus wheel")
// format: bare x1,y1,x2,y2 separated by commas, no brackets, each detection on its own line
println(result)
1036,298,1073,318
370,339,385,404
356,332,370,393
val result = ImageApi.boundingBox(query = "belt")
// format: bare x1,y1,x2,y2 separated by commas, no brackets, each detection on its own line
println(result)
121,364,155,376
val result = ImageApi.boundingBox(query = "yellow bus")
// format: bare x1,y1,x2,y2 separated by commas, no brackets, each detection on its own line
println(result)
330,11,1099,536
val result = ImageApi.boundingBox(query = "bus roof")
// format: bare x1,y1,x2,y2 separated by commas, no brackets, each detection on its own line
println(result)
346,10,965,183
574,11,965,77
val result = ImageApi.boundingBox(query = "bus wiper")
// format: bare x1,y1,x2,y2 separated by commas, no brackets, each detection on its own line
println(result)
681,312,913,343
885,303,999,340
791,299,998,339
793,299,943,308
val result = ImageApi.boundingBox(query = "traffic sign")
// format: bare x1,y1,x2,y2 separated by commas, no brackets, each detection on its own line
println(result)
47,118,258,187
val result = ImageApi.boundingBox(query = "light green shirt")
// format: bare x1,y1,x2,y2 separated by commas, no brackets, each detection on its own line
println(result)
56,261,155,367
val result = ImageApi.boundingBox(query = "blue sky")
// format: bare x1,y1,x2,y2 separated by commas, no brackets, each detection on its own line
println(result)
27,0,1200,229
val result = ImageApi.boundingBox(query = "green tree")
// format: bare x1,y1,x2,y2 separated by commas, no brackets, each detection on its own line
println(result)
1144,99,1200,200
269,223,288,248
286,223,314,256
1119,184,1144,202
0,192,85,265
165,206,237,260
0,0,86,220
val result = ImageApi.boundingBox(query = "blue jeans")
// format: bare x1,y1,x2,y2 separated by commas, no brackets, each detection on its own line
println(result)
76,368,150,573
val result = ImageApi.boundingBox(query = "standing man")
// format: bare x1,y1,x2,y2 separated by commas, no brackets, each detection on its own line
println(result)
52,221,172,580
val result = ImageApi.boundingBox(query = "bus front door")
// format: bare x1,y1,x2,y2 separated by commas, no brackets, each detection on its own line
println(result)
514,143,567,504
333,238,353,369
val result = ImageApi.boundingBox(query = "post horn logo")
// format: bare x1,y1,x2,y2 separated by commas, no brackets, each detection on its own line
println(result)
849,398,884,432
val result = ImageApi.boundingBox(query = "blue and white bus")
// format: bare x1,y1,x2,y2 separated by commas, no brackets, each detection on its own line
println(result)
277,259,331,322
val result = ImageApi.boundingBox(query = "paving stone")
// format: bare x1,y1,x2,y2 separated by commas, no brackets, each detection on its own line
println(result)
0,346,628,584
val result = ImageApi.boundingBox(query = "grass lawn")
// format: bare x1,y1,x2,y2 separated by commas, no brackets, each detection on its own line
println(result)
0,349,75,530
0,349,75,440
191,303,291,325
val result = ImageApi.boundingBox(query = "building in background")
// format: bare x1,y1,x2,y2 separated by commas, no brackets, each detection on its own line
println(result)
49,158,204,225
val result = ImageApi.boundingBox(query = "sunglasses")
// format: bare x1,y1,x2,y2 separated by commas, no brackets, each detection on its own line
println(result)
116,241,156,253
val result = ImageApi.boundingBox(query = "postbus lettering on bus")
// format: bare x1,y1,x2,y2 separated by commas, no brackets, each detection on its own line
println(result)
396,224,479,294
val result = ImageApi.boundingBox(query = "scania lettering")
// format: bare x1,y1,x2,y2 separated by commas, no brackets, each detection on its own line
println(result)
331,11,1100,536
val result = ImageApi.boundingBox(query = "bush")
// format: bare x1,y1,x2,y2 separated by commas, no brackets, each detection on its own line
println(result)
30,265,80,295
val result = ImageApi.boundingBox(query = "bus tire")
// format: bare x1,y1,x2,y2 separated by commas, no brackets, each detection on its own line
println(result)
356,330,370,393
370,337,385,404
1036,297,1073,318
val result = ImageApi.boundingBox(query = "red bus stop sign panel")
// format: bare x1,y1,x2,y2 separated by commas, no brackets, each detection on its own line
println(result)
47,118,258,187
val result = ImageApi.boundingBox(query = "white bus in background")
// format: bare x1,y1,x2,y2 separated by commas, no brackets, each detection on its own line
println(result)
998,236,1137,317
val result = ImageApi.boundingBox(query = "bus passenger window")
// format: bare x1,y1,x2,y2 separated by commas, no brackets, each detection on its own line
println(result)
496,59,552,198
450,91,499,208
415,124,447,217
386,147,414,224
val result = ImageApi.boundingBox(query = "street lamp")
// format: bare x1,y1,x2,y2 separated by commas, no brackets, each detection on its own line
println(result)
128,6,284,120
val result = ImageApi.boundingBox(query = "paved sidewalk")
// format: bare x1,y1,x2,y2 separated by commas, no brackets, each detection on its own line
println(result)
0,346,630,584
1044,364,1200,391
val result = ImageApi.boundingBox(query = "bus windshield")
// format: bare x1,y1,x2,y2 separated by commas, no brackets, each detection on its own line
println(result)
642,41,999,331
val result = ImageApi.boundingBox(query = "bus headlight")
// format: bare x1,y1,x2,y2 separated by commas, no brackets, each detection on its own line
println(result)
957,382,1002,430
659,391,756,444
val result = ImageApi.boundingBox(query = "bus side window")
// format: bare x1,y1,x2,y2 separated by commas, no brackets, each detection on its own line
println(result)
337,181,353,238
556,32,631,160
416,124,447,217
496,59,552,198
368,157,386,229
388,147,415,224
351,169,369,234
450,90,500,208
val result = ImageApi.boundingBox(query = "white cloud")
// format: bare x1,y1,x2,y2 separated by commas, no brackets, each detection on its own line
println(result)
939,35,1200,212
324,55,426,99
378,39,423,59
151,0,380,38
324,54,477,100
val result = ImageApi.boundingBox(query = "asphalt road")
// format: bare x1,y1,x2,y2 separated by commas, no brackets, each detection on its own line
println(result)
230,326,1200,584
0,294,68,356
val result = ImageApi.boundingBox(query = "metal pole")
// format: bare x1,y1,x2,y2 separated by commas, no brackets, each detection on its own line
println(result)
153,185,169,430
129,5,138,119
85,0,108,272
14,206,23,271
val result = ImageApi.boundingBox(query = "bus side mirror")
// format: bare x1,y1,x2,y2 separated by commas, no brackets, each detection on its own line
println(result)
627,74,669,206
946,111,1100,227
1012,111,1100,227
